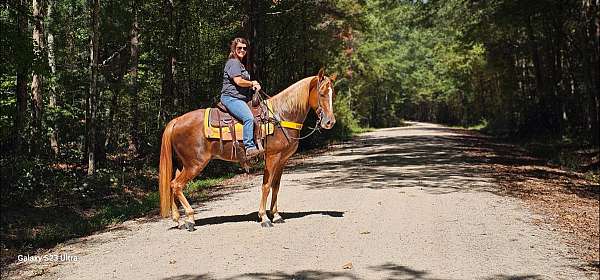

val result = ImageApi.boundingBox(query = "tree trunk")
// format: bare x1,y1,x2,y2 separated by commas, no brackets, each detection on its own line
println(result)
526,15,547,131
15,0,29,152
31,0,46,155
160,0,175,124
127,5,140,156
47,0,60,156
104,81,120,149
586,0,599,145
247,0,260,80
87,0,100,175
172,0,183,110
301,1,308,77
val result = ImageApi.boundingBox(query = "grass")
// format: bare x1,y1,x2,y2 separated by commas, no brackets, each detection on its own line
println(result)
450,119,489,131
353,127,377,134
186,173,235,193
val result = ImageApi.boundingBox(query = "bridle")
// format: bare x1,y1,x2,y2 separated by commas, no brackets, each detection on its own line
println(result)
257,77,329,141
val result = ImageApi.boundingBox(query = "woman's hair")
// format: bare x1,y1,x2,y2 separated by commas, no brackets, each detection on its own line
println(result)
228,37,250,64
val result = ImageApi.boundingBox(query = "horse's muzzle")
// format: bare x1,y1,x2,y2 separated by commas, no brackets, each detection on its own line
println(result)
321,116,336,129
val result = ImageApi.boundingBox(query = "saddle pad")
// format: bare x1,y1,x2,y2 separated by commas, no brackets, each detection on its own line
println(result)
204,108,275,140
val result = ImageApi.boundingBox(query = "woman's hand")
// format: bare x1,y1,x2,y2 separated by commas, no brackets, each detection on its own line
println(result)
251,81,261,92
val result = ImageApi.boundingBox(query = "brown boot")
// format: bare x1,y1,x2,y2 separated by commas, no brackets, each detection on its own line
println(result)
245,147,260,159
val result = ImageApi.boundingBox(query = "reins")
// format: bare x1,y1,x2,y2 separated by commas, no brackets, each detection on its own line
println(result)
256,78,324,142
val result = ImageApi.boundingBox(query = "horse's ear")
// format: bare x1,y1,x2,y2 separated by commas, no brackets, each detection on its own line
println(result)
318,68,325,80
330,73,337,82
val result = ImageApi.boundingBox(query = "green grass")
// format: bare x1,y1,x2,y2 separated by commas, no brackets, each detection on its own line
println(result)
186,173,235,193
88,192,160,227
450,119,489,131
353,127,377,133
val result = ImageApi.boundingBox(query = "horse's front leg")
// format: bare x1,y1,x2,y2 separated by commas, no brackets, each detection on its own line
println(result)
269,150,294,224
270,167,285,223
259,154,281,227
259,182,272,227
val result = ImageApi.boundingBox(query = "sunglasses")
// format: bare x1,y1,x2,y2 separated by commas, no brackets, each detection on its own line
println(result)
236,46,247,51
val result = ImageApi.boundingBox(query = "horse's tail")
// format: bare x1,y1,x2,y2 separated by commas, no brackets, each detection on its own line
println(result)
159,119,177,218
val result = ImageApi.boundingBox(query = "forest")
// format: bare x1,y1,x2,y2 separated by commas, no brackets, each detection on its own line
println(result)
1,0,598,265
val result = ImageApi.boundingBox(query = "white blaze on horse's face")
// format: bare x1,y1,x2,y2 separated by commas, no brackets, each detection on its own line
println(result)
320,79,336,129
328,87,333,111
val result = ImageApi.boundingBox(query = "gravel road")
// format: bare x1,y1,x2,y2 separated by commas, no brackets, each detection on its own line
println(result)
8,122,591,280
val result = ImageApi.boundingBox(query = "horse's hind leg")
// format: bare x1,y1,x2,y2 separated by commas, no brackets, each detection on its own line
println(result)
171,159,209,231
170,169,182,228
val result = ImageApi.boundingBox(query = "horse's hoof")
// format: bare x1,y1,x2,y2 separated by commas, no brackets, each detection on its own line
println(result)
261,220,274,228
185,221,196,232
273,216,285,224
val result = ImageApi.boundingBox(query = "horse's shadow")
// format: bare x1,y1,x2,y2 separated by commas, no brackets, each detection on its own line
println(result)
168,211,344,230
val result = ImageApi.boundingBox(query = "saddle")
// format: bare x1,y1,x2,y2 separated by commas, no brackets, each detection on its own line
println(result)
208,100,264,128
204,95,274,164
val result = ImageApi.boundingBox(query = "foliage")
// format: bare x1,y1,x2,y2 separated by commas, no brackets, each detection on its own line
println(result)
0,0,365,263
1,0,597,264
337,0,598,146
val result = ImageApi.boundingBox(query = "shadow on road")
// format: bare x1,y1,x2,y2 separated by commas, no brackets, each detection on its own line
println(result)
162,262,542,280
167,211,344,229
291,133,500,194
289,127,595,200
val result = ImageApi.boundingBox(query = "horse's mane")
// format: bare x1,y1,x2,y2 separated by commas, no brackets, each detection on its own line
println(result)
269,77,314,116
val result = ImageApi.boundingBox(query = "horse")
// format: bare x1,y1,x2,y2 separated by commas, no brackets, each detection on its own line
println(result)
158,69,336,231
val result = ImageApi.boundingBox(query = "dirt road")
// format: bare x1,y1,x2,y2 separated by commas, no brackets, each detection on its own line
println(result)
8,122,592,279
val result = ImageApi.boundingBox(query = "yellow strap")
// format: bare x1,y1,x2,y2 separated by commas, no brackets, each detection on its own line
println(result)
266,100,303,130
280,121,303,130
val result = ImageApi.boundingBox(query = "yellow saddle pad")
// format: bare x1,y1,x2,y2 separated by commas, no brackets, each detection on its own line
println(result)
203,108,275,140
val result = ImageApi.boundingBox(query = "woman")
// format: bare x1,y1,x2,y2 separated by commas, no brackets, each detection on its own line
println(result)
220,37,262,158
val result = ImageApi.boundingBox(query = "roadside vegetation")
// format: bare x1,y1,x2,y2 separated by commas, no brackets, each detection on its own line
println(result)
1,0,597,269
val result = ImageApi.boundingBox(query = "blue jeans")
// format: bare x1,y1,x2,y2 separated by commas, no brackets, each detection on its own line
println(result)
220,95,256,149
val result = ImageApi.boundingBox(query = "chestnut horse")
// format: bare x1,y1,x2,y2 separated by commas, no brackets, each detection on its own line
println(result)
159,69,336,231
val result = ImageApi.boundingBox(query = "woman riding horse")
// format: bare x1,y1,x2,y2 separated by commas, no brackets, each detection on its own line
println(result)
220,37,262,159
159,65,336,231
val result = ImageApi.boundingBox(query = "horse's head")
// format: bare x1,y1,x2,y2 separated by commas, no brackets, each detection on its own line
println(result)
311,69,337,129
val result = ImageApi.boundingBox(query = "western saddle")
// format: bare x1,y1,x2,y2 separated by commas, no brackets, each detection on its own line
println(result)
207,94,271,163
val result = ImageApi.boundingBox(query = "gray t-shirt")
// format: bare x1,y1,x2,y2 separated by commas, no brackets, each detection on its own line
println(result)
221,58,251,100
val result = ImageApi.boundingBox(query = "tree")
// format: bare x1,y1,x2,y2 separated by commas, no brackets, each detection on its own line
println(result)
31,0,46,154
160,0,176,125
14,0,30,152
87,0,100,175
247,0,261,80
46,0,60,155
127,0,140,156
